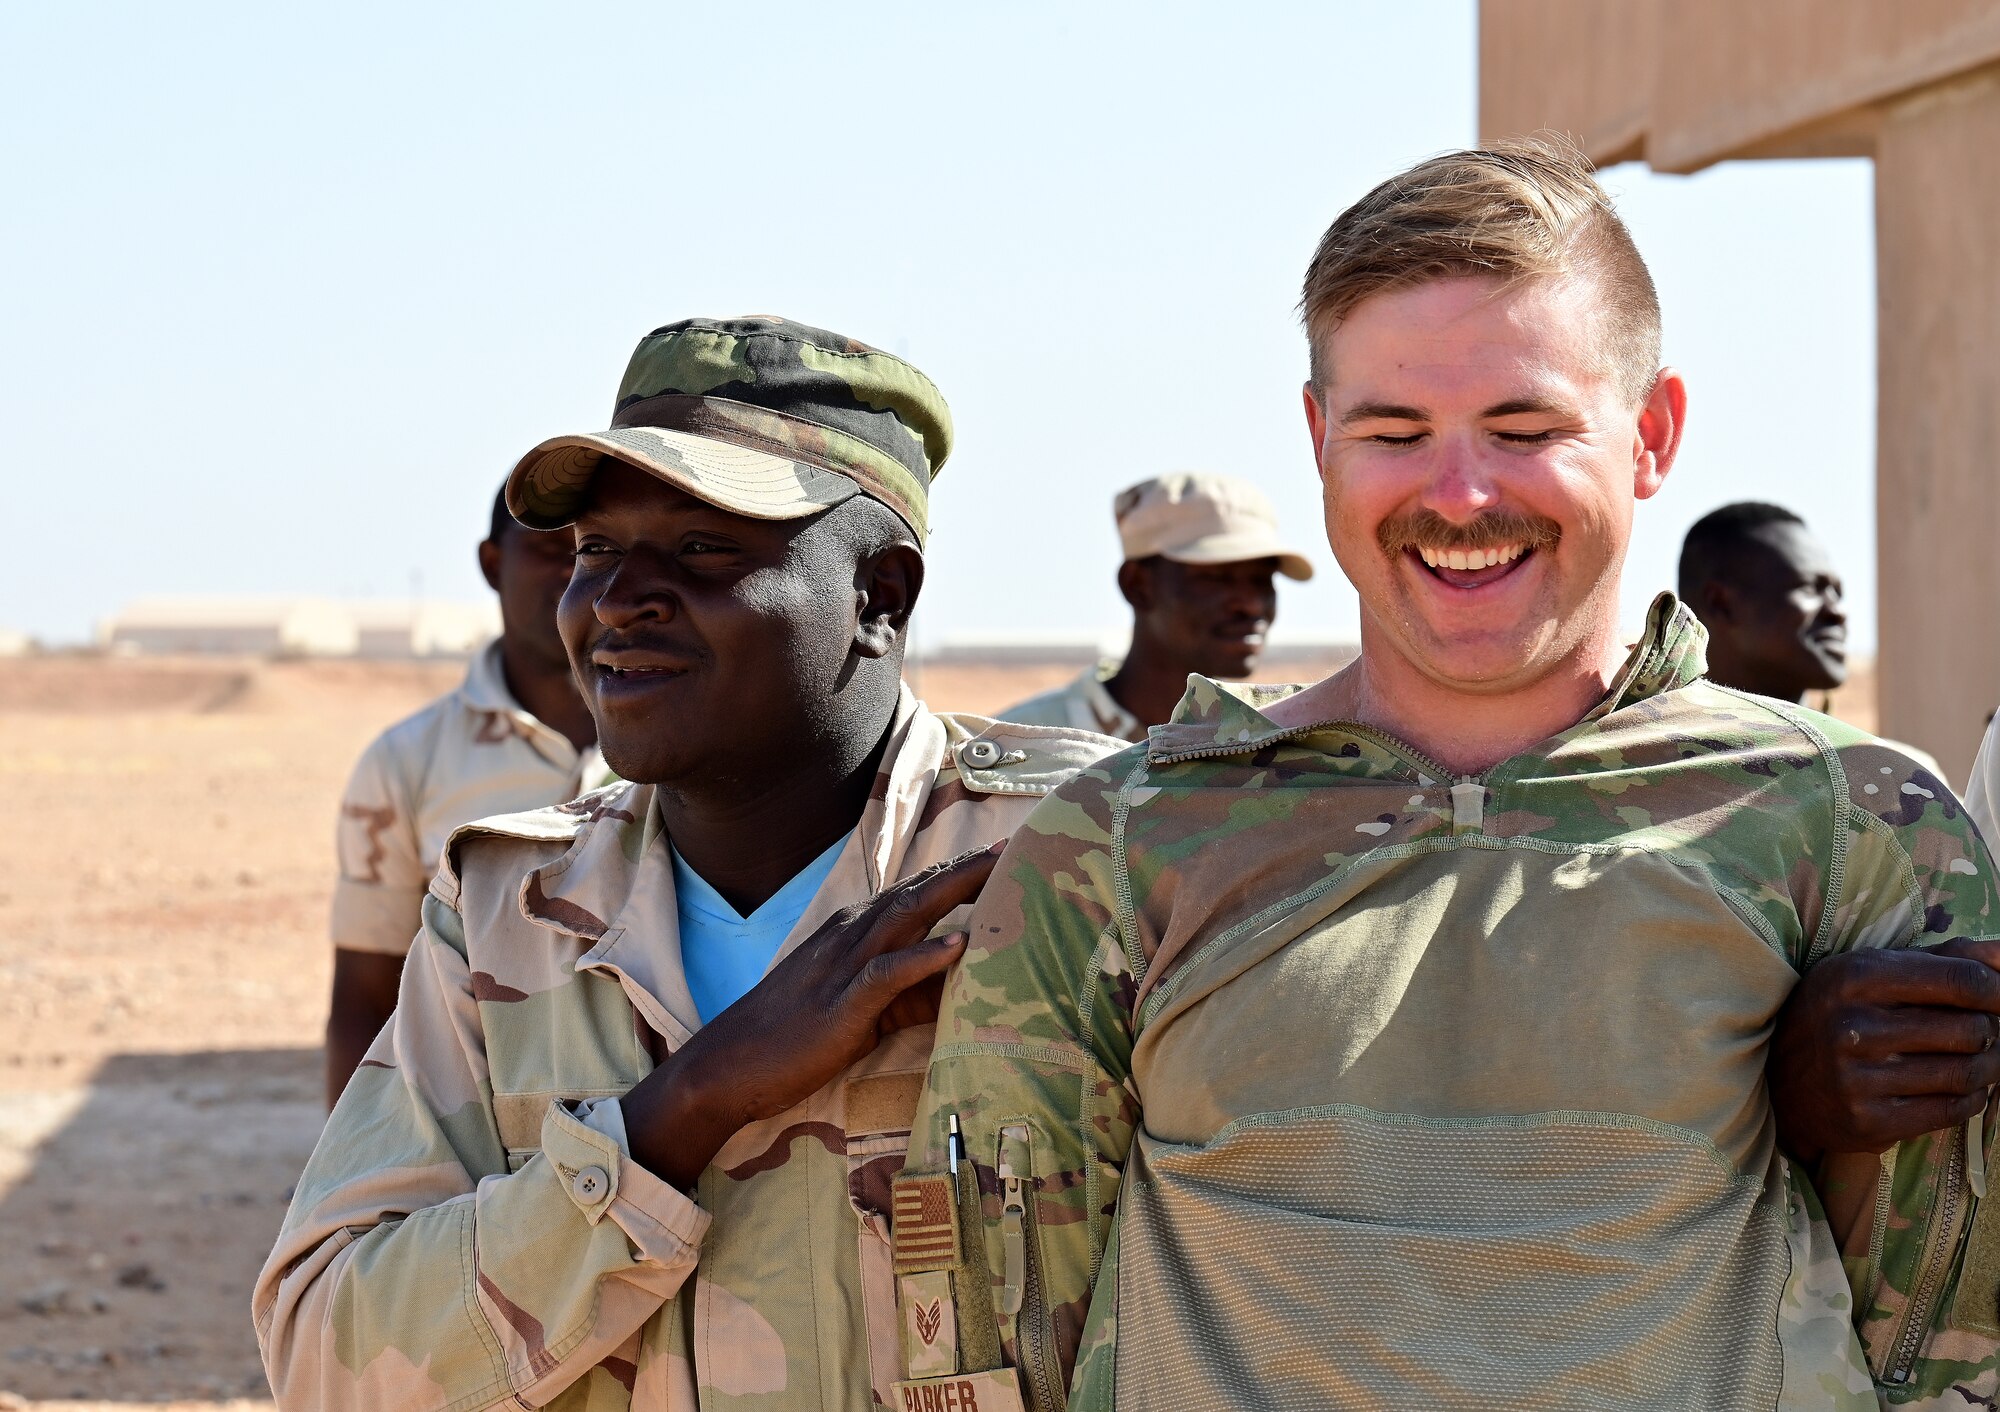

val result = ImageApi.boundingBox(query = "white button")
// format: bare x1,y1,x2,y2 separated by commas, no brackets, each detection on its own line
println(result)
572,1165,608,1202
963,740,1001,768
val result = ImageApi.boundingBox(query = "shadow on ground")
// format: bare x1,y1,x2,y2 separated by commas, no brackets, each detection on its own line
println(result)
0,1049,322,1403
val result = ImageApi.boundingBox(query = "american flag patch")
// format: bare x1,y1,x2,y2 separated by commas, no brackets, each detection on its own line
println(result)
893,1172,961,1273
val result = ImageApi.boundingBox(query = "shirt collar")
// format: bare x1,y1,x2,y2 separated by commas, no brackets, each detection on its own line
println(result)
519,683,944,951
459,637,522,715
1146,591,1709,764
1076,658,1144,742
670,835,845,927
459,637,579,764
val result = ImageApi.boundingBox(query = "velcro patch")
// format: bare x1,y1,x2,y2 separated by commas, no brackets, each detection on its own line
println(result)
892,1369,1026,1412
901,1270,957,1378
893,1172,961,1273
847,1070,925,1138
1951,1186,2000,1336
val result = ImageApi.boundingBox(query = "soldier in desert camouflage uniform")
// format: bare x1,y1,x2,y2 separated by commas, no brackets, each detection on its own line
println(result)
895,141,2000,1410
998,472,1313,742
255,317,1118,1411
326,486,614,1105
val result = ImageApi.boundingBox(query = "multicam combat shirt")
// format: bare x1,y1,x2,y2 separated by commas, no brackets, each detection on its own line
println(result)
332,638,613,957
903,595,2000,1411
257,690,1116,1411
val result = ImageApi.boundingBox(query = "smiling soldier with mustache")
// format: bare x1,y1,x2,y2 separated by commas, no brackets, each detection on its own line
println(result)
254,317,1119,1412
895,140,2000,1410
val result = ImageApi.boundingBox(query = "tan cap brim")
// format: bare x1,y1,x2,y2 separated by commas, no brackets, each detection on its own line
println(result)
507,425,862,530
1158,530,1314,582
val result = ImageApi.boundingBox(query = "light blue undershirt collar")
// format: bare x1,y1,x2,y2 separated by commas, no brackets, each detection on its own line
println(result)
672,836,846,1024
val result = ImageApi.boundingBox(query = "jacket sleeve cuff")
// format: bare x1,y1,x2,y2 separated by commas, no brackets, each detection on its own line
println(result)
540,1099,710,1260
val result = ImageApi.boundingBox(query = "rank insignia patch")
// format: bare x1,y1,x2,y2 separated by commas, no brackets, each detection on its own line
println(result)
900,1270,957,1378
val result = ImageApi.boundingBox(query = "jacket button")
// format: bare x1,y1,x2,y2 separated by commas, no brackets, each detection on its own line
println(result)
963,740,1001,768
572,1165,609,1202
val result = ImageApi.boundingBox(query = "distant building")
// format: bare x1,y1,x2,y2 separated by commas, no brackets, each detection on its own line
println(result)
349,601,499,659
99,597,499,658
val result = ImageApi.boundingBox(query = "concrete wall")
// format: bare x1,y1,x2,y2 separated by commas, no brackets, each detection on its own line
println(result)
1873,71,2000,779
1481,1,2000,170
1479,0,1655,161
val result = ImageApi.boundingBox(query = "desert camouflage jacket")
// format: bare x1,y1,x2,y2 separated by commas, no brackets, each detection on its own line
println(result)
332,638,614,957
256,689,1115,1411
900,595,2000,1411
997,659,1143,744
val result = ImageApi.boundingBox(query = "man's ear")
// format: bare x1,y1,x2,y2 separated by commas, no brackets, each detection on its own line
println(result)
1117,558,1153,612
477,539,503,594
1302,382,1331,480
1699,578,1739,628
1633,367,1687,501
854,542,925,660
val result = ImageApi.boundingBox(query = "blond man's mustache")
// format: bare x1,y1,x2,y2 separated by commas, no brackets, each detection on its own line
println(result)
1377,509,1561,556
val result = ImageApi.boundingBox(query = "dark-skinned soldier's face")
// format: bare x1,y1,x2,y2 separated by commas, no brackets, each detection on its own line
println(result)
1129,555,1281,679
1709,522,1848,699
560,458,914,785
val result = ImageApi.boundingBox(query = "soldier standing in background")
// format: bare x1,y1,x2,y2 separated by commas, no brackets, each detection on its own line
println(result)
1679,500,1945,780
997,472,1312,741
324,487,610,1106
1677,501,1850,704
258,317,1116,1411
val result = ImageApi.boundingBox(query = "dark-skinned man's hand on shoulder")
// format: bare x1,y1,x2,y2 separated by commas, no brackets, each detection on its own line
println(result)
1770,937,2000,1162
622,842,1000,1191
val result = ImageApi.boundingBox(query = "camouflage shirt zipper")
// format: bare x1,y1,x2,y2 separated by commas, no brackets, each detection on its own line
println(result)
1887,1133,1968,1383
1003,1125,1066,1412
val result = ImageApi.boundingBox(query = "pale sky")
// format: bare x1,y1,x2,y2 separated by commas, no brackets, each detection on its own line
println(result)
2,3,1877,654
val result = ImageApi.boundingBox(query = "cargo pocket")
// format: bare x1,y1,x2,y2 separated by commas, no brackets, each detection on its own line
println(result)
890,1159,1029,1412
847,1067,928,1406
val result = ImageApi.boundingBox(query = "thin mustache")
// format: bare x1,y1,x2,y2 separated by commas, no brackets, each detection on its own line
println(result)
1377,511,1562,555
589,634,709,665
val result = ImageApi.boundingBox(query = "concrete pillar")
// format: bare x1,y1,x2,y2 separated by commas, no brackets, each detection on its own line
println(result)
1874,70,2000,782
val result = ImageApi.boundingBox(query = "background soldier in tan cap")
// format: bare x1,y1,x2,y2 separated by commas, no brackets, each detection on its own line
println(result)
325,485,612,1106
998,471,1312,740
257,316,1115,1412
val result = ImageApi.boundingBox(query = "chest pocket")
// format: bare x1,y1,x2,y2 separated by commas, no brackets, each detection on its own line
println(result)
494,1089,631,1173
843,1038,932,1407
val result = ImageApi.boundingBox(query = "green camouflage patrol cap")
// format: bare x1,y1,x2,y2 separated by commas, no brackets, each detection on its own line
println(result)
507,316,953,542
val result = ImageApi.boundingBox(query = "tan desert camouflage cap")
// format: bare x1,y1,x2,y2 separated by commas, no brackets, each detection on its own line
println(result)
507,316,953,542
1114,472,1313,580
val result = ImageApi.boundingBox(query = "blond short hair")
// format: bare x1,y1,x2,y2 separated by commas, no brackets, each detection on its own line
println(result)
1300,136,1661,406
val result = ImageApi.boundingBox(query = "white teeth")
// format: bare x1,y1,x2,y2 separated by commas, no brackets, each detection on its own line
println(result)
1417,542,1531,572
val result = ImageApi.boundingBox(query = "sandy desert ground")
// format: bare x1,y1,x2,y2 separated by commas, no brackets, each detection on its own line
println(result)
0,648,1875,1410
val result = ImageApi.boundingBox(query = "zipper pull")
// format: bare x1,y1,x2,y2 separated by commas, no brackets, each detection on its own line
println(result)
1450,777,1485,834
999,1125,1028,1319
